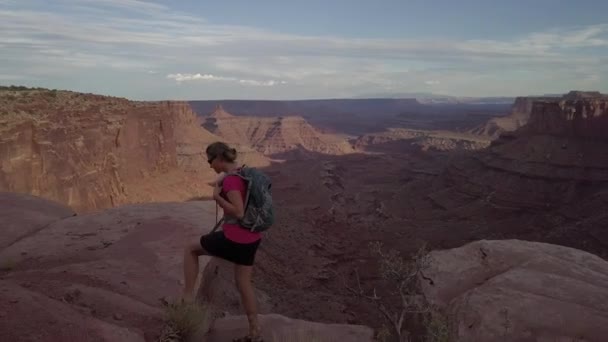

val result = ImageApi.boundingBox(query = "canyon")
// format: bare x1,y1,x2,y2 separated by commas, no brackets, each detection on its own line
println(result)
0,89,268,212
200,105,354,157
1,87,607,341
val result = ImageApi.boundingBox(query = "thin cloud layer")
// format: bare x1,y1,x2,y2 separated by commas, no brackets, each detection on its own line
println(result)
1,0,606,99
166,73,284,87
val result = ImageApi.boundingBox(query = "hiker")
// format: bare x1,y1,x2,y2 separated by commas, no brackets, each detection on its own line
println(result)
182,141,265,342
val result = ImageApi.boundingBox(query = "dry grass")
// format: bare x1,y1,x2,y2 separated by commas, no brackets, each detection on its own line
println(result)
424,309,450,342
158,301,210,342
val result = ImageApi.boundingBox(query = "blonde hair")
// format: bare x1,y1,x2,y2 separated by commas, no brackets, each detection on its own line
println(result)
206,141,237,162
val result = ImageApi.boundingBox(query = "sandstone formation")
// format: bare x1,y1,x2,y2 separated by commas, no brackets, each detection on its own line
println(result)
0,191,74,250
2,86,607,341
354,127,490,152
201,105,355,157
469,91,605,140
440,92,608,215
0,192,374,341
421,239,608,342
191,98,509,136
0,89,263,212
248,91,608,337
521,91,608,138
173,103,270,173
470,96,557,139
0,192,215,341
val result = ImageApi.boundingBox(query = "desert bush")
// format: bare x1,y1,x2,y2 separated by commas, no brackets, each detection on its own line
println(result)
423,309,449,342
0,85,46,91
158,301,210,342
340,242,450,342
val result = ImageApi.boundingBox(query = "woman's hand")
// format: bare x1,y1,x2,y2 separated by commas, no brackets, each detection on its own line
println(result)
207,174,225,187
212,182,222,200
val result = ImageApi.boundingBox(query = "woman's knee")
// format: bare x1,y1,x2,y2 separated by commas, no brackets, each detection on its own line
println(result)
185,242,207,256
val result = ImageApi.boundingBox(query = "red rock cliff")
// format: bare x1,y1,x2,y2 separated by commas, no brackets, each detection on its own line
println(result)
470,96,556,138
0,90,211,211
523,91,608,138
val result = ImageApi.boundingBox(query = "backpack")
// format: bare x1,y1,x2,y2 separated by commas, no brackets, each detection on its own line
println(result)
214,165,274,233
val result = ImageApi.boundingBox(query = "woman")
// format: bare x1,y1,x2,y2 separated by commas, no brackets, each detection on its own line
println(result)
182,142,263,342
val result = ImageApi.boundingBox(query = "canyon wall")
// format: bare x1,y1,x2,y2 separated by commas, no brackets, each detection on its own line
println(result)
201,106,354,157
0,90,220,211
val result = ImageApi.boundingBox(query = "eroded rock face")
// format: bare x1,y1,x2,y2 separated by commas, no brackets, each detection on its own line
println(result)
435,92,608,224
354,127,490,152
0,193,375,341
0,90,223,211
202,106,354,157
522,92,608,138
174,104,270,173
0,193,219,341
470,96,558,139
421,240,608,342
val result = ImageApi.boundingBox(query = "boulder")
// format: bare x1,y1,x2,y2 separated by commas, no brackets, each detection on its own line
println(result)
0,193,376,341
421,239,608,342
0,196,218,341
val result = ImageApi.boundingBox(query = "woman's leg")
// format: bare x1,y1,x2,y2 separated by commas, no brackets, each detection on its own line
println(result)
182,241,208,302
234,264,261,337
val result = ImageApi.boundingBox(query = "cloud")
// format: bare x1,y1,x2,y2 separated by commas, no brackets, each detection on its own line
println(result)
167,73,234,82
76,0,169,12
425,80,440,85
166,73,284,87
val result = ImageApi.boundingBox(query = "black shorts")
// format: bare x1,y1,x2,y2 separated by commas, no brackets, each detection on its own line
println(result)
200,230,261,266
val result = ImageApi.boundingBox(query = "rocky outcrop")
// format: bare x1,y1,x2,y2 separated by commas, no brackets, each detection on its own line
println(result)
0,193,216,341
0,90,227,211
354,128,490,152
421,240,608,342
435,92,608,210
470,96,557,139
521,91,608,138
202,106,355,157
472,91,608,140
0,191,74,250
0,192,375,341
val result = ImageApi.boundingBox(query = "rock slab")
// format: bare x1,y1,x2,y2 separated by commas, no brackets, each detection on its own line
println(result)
421,239,608,342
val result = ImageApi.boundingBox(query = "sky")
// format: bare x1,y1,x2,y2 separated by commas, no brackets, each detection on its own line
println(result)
1,0,608,100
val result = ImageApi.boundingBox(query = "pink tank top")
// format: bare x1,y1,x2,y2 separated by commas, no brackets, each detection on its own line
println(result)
220,175,262,244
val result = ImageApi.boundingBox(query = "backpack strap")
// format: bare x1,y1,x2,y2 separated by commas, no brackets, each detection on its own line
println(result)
220,165,252,226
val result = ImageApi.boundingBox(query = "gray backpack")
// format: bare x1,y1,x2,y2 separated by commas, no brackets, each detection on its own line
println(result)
213,165,274,233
